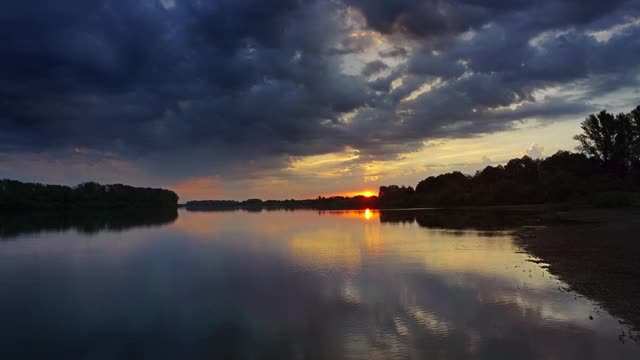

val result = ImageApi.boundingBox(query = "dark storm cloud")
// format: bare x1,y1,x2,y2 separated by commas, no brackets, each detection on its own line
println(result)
379,46,408,58
407,52,465,79
0,0,366,175
361,60,389,76
349,0,640,145
345,0,631,38
1,0,639,182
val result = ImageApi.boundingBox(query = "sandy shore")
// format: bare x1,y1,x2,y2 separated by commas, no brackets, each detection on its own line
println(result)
515,208,640,341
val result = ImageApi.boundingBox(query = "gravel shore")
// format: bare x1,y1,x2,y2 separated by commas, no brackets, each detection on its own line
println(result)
515,208,640,340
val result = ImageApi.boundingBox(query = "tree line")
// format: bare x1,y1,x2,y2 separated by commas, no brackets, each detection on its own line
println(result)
0,180,179,210
185,196,376,211
379,105,640,208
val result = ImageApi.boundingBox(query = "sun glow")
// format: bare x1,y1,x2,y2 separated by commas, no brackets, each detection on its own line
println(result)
364,208,373,220
334,190,377,198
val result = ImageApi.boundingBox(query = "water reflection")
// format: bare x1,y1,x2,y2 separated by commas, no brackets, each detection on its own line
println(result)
378,208,541,230
364,208,373,220
0,209,636,359
0,208,178,240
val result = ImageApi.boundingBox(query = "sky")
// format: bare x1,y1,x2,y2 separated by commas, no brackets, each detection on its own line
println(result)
1,0,639,201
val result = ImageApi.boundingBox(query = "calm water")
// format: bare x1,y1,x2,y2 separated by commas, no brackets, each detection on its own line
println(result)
0,209,637,359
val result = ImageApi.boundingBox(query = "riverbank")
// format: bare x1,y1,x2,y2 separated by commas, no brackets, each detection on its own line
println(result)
515,208,640,341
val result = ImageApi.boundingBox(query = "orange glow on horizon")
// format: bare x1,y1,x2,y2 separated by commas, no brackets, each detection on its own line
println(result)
170,176,220,202
332,190,377,198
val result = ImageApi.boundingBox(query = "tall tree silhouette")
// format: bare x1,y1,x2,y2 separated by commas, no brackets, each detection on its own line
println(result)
574,108,637,174
574,110,617,164
630,106,640,168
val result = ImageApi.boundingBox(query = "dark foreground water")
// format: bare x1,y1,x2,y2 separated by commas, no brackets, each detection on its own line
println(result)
0,209,637,359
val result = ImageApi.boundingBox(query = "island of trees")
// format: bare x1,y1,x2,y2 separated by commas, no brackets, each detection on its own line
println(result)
0,181,179,210
187,105,640,211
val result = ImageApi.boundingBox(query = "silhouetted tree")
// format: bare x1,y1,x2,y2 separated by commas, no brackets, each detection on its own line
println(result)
574,109,637,174
415,172,470,206
504,156,539,184
629,106,640,168
378,185,415,208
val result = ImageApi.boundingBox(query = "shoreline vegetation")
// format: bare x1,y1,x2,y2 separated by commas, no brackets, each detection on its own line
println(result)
0,179,179,210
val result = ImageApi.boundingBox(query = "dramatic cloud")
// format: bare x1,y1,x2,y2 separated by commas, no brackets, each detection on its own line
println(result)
524,144,545,159
1,0,639,198
361,60,389,76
